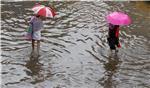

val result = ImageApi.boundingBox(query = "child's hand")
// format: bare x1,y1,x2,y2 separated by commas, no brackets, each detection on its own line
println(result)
42,29,48,32
118,43,121,48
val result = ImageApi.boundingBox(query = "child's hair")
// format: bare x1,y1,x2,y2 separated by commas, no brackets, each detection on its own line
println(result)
114,25,119,29
35,14,41,18
109,23,119,30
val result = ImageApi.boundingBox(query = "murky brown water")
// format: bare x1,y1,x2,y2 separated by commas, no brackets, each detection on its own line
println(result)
1,1,150,88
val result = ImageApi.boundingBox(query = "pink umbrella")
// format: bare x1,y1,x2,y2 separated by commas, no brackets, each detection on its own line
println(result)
106,12,131,25
32,4,56,18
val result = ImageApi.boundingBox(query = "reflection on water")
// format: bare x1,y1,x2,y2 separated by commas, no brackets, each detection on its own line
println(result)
1,1,150,88
99,54,121,88
25,53,45,84
134,1,150,13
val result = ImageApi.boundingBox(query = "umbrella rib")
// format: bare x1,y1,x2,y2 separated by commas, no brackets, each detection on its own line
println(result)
46,7,53,17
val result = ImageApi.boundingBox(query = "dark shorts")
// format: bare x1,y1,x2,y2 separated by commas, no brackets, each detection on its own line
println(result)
107,37,119,50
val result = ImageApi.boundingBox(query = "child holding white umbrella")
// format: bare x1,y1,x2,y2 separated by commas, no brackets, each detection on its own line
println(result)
25,3,56,55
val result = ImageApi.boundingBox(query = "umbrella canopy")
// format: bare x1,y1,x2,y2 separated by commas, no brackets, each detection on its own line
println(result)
32,4,56,18
32,3,45,12
106,12,131,25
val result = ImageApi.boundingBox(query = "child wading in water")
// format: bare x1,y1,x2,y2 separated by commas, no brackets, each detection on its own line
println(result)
106,12,131,53
107,23,121,53
25,3,56,56
27,14,44,55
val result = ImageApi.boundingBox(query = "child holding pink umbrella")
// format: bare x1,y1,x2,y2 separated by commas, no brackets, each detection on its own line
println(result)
106,12,131,53
107,23,121,52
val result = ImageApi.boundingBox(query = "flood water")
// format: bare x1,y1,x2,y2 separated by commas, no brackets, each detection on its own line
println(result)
1,1,150,88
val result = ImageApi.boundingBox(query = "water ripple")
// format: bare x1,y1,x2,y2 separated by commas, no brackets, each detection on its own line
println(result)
1,1,150,88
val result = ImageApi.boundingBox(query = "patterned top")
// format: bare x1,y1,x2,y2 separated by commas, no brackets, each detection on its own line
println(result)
30,16,43,32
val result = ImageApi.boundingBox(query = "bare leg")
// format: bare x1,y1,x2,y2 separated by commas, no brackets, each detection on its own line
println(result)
32,39,35,52
115,45,119,53
37,40,40,55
